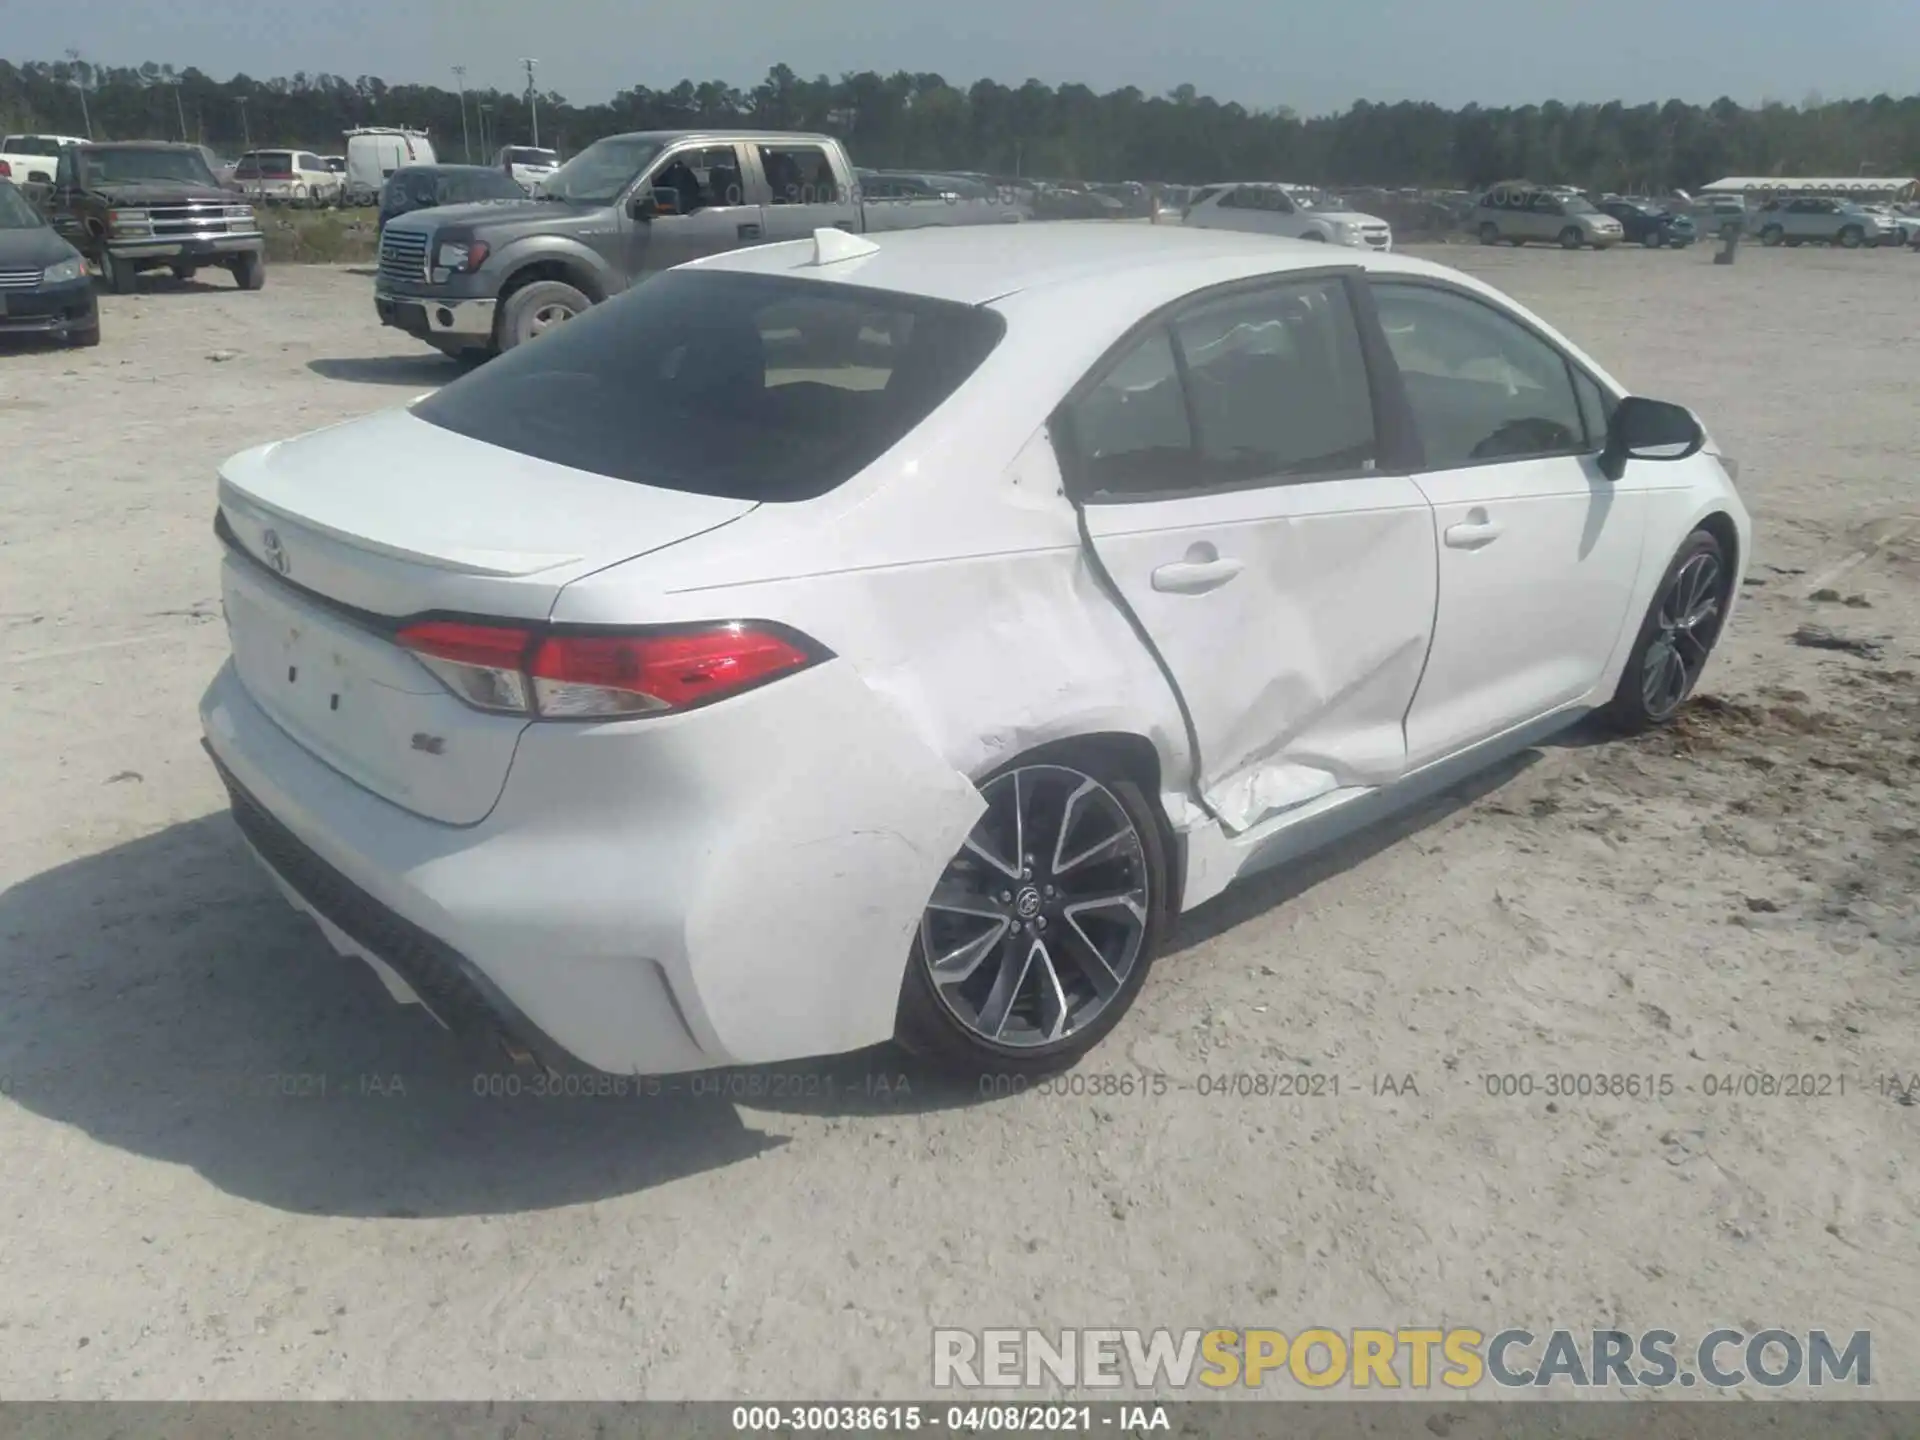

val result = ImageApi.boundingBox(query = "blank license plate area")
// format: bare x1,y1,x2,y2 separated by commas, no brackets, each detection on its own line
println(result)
223,560,435,781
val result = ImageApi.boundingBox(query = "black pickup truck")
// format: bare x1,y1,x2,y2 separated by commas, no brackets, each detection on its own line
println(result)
46,141,266,292
372,128,1027,360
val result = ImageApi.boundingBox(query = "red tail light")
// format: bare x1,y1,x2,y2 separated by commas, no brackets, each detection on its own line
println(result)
396,620,819,719
0,160,11,178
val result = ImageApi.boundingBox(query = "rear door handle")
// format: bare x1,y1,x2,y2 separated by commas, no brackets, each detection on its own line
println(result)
737,222,762,239
1444,519,1503,549
1150,557,1244,594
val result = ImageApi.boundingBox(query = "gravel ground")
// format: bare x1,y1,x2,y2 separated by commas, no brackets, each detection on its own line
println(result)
0,246,1915,1401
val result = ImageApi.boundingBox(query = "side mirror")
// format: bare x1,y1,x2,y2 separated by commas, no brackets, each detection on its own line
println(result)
1601,397,1704,480
628,190,658,221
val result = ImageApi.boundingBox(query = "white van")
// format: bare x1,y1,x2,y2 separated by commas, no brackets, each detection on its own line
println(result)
344,127,435,206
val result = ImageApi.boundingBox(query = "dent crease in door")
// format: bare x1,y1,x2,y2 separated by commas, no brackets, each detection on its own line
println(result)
1198,502,1436,831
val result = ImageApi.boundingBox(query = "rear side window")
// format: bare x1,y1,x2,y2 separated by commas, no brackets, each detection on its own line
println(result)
412,270,1006,501
759,144,838,205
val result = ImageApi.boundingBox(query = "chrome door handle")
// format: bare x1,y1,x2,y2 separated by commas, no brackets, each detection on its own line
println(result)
1150,557,1244,594
737,222,762,239
1444,519,1503,549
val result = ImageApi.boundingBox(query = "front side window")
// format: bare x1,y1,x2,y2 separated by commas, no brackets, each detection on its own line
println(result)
649,146,745,214
411,270,1005,502
758,144,838,206
1371,282,1585,468
0,183,46,228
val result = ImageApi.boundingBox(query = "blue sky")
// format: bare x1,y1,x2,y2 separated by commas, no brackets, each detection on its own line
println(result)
12,0,1918,113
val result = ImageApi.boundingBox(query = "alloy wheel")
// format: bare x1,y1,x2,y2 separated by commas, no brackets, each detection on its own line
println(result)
1641,551,1725,720
920,765,1150,1050
525,302,576,340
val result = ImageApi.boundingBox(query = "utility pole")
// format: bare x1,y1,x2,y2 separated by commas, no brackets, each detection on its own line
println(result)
172,81,188,141
477,103,492,158
453,65,471,162
66,49,94,138
522,58,539,148
237,96,251,149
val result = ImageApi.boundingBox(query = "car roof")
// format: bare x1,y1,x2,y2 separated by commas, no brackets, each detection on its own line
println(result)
77,139,202,151
690,222,1442,307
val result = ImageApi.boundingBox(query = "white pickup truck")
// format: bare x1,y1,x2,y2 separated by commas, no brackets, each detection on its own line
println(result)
0,133,88,186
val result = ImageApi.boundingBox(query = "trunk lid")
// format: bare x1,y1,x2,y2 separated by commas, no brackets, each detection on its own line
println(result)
216,407,757,824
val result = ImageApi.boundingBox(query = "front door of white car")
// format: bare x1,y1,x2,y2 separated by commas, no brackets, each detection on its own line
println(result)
1369,280,1647,766
1060,273,1439,833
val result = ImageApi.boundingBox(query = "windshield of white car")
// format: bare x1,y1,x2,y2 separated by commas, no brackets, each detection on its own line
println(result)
78,147,219,187
1562,196,1600,214
0,184,46,228
536,137,662,203
412,269,1007,501
508,148,557,166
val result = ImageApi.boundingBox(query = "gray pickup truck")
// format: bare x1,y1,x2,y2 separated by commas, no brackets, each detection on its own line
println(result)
373,128,1027,360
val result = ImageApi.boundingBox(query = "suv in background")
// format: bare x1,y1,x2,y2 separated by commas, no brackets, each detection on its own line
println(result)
48,141,266,292
1597,198,1696,248
495,145,560,190
234,149,341,207
1472,184,1624,248
1753,197,1883,249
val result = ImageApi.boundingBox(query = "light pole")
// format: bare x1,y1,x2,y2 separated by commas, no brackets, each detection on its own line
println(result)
522,58,539,148
66,49,93,138
477,103,492,159
237,96,251,149
171,81,188,141
453,65,471,162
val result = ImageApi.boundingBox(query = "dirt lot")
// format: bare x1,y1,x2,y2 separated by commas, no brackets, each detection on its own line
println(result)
0,246,1915,1401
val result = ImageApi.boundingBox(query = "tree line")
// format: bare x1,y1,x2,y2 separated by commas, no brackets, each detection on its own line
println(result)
4,56,1917,192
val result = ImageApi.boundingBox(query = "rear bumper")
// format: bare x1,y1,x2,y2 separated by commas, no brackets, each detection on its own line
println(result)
199,656,981,1075
375,287,496,344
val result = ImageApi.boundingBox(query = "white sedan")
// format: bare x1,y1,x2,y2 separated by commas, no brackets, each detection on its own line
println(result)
200,224,1749,1078
1183,181,1394,250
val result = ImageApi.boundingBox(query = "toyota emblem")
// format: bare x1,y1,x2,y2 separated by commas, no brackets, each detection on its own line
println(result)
261,527,290,576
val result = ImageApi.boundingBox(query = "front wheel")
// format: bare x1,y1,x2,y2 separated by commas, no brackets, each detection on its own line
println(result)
100,249,138,294
1760,225,1784,247
170,264,199,282
1604,530,1731,733
499,279,592,350
230,252,266,290
69,321,101,348
1559,226,1584,250
1641,229,1664,248
1478,221,1500,245
894,758,1172,1078
1837,225,1864,249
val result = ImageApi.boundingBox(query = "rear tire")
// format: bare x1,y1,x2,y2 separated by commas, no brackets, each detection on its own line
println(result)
1603,529,1731,734
170,264,199,282
894,755,1173,1080
1478,221,1500,245
498,279,592,351
1760,225,1784,247
231,252,266,290
1641,229,1663,248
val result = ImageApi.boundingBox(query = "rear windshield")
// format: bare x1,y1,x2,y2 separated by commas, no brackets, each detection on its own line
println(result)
412,269,1006,502
5,135,73,154
508,148,557,165
235,152,294,178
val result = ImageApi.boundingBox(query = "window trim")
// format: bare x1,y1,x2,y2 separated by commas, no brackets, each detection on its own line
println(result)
1052,266,1422,506
1366,275,1620,474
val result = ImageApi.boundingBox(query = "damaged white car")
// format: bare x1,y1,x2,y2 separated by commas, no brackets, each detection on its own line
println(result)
200,224,1750,1078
